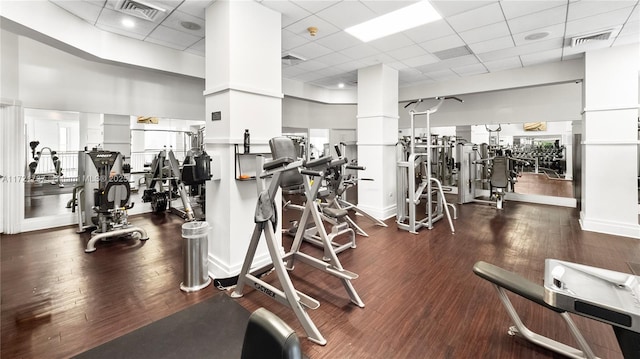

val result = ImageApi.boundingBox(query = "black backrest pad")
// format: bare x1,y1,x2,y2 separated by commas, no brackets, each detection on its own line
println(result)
269,137,303,188
473,261,565,313
241,307,302,359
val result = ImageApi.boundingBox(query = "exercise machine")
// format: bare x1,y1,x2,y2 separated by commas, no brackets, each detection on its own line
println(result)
396,97,458,234
26,140,64,188
75,147,148,253
141,145,211,221
232,137,365,345
474,260,639,358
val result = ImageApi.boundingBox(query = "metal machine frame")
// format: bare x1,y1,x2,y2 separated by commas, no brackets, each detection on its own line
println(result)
396,97,459,234
232,147,364,345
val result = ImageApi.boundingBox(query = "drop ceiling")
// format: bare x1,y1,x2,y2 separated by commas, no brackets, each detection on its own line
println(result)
48,0,640,89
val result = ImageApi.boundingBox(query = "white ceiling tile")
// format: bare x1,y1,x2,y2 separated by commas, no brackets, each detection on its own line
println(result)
420,34,465,53
520,48,562,66
176,0,214,19
452,62,488,76
387,61,411,70
283,14,341,40
260,0,313,27
282,29,308,51
282,65,309,78
447,2,506,32
294,59,329,72
314,31,363,52
424,68,460,81
335,59,369,72
339,43,379,60
402,53,440,67
565,7,636,36
458,21,511,44
483,56,522,72
184,38,205,56
161,10,206,37
507,6,567,34
468,36,514,54
359,53,399,67
478,37,563,61
148,0,183,12
293,70,330,82
290,41,333,59
148,25,202,49
369,33,415,52
50,0,103,24
293,1,341,14
512,23,565,46
315,51,352,66
431,1,496,17
561,53,584,61
618,18,639,37
500,1,566,20
417,54,479,72
398,68,426,81
145,37,189,51
568,0,637,21
404,20,455,43
387,45,430,61
315,1,377,29
360,1,416,15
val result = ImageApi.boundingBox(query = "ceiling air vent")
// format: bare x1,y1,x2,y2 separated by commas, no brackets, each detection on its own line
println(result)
433,45,473,61
281,53,305,66
570,28,617,47
115,0,166,22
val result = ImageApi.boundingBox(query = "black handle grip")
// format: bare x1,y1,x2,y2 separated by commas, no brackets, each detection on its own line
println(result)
360,178,374,181
346,165,365,171
334,144,342,157
300,169,323,177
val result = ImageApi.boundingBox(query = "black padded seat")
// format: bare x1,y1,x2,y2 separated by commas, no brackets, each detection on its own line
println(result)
269,137,305,192
490,156,509,188
323,207,348,219
241,307,302,359
473,261,565,313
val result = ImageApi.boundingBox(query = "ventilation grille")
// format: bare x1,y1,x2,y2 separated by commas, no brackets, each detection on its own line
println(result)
115,0,166,21
281,53,305,66
570,29,615,47
433,45,473,60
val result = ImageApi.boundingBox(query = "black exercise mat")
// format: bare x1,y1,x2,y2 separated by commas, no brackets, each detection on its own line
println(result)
74,293,250,359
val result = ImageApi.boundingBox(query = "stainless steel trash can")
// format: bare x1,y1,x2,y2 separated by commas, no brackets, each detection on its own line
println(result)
180,221,212,292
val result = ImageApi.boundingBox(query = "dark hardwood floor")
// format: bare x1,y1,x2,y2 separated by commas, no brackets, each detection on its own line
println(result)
2,199,639,358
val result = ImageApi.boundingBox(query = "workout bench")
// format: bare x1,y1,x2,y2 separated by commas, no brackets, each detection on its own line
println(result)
473,261,598,358
474,260,640,359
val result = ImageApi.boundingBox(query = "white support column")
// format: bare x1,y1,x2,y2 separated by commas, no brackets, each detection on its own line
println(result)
204,1,282,280
580,44,639,239
1,102,25,234
356,64,399,220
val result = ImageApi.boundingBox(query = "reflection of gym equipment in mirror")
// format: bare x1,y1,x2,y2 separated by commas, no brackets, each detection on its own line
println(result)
397,97,459,234
232,137,365,345
27,141,64,188
141,128,212,221
74,147,148,253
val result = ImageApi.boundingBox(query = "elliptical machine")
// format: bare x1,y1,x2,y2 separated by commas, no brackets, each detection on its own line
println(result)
76,147,148,253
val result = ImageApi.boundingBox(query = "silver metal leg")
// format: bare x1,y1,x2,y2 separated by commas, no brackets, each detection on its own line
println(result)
493,285,599,359
85,225,149,253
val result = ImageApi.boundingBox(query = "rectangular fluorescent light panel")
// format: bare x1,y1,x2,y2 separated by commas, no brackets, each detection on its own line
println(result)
345,1,441,42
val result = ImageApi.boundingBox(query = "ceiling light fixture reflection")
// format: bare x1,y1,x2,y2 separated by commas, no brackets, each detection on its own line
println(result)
122,18,135,28
345,1,442,42
338,83,345,88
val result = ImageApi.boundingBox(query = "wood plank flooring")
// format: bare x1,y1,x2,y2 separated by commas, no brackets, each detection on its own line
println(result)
2,200,639,358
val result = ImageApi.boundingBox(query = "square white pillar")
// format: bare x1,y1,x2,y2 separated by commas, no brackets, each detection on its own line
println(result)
356,64,399,219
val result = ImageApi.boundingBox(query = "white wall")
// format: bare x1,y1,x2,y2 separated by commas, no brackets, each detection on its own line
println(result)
8,30,205,120
398,81,582,128
282,96,357,129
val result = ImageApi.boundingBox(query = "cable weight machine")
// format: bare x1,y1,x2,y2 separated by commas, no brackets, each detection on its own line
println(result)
396,97,460,234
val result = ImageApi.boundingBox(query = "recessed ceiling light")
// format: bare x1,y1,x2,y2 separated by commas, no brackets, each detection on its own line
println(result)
338,83,345,88
345,1,442,42
524,32,549,41
122,18,135,28
181,21,201,31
